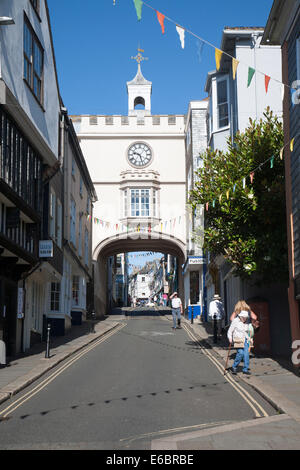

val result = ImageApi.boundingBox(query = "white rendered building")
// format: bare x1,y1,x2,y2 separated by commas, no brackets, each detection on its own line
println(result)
71,52,187,316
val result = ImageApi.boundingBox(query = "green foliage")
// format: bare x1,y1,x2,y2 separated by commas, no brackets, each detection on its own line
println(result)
189,109,288,284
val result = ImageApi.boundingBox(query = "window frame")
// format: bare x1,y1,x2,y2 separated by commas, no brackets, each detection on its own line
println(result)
70,198,76,246
130,188,150,217
72,275,80,306
49,190,56,241
216,76,229,129
30,0,40,18
23,15,44,105
50,282,60,312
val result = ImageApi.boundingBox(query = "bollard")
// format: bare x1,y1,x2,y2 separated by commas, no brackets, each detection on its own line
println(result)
45,323,51,358
91,311,96,333
213,314,218,343
191,306,194,324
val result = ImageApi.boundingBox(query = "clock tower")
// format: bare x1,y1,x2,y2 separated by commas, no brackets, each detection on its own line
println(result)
127,50,152,117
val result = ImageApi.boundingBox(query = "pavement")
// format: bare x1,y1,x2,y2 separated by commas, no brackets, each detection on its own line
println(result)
152,309,300,450
0,306,300,450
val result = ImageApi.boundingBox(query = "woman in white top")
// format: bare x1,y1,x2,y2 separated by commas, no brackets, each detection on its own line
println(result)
227,310,253,375
169,292,183,329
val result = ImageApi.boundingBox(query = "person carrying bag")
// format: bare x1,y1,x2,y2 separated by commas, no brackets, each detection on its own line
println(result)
227,310,253,375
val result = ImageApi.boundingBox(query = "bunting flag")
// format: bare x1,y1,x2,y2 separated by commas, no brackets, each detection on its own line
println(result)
226,190,230,199
270,156,274,168
196,40,204,63
242,178,246,189
232,58,239,80
215,48,223,71
280,148,284,160
176,25,185,49
129,2,294,98
250,172,254,184
265,75,271,93
156,11,165,34
290,138,295,152
247,67,255,88
133,0,143,20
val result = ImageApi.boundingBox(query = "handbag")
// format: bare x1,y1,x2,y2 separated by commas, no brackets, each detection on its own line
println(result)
233,337,253,349
233,339,245,349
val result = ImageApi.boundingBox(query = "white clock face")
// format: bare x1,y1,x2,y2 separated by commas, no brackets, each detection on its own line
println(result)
128,143,152,168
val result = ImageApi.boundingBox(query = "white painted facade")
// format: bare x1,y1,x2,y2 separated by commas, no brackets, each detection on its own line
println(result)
205,28,283,323
71,58,187,278
184,100,208,317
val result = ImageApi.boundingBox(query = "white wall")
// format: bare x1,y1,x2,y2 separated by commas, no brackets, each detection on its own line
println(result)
236,37,283,131
76,116,187,258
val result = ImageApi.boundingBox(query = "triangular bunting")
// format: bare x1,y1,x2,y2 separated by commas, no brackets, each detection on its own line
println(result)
265,75,271,93
215,48,223,71
247,67,255,88
232,58,239,80
290,138,295,152
133,0,143,21
156,11,165,34
176,25,185,49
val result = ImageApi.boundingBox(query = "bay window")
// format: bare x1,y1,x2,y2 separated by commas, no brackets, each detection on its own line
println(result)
217,78,229,128
24,16,44,104
122,188,158,218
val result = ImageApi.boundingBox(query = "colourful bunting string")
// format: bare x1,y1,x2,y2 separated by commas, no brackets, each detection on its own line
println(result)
176,25,185,49
156,11,165,34
232,58,239,80
247,67,255,88
133,1,294,95
215,48,223,71
196,135,300,212
265,75,271,93
133,0,143,20
290,138,295,152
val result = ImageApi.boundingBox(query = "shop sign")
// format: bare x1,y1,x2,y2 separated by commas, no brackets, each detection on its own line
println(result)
39,240,53,258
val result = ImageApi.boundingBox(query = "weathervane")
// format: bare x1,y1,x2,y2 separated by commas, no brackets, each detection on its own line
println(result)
131,48,148,66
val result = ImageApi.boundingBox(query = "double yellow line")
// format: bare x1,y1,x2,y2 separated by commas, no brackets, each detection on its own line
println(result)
182,324,269,419
0,323,125,420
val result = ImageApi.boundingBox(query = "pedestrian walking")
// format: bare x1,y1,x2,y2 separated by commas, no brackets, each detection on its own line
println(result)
163,293,168,307
169,292,183,329
227,310,254,375
230,300,260,330
208,294,225,338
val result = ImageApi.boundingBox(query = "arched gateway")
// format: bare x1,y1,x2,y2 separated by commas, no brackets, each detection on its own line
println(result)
72,50,188,317
93,231,186,317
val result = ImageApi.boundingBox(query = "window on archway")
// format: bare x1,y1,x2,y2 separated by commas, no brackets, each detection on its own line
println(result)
134,96,145,110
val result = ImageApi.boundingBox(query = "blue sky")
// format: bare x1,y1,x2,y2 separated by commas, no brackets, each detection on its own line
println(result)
48,0,274,116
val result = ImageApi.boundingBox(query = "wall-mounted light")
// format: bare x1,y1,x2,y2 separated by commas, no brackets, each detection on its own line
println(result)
0,17,15,25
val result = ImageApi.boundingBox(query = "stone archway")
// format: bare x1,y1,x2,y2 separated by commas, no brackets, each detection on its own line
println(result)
93,230,186,318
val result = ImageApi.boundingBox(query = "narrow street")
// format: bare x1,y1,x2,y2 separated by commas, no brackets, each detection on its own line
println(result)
0,309,276,450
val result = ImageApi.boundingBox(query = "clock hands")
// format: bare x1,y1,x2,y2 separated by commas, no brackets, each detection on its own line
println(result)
133,151,143,162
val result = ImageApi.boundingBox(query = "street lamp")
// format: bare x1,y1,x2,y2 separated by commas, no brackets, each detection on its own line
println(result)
0,17,15,25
